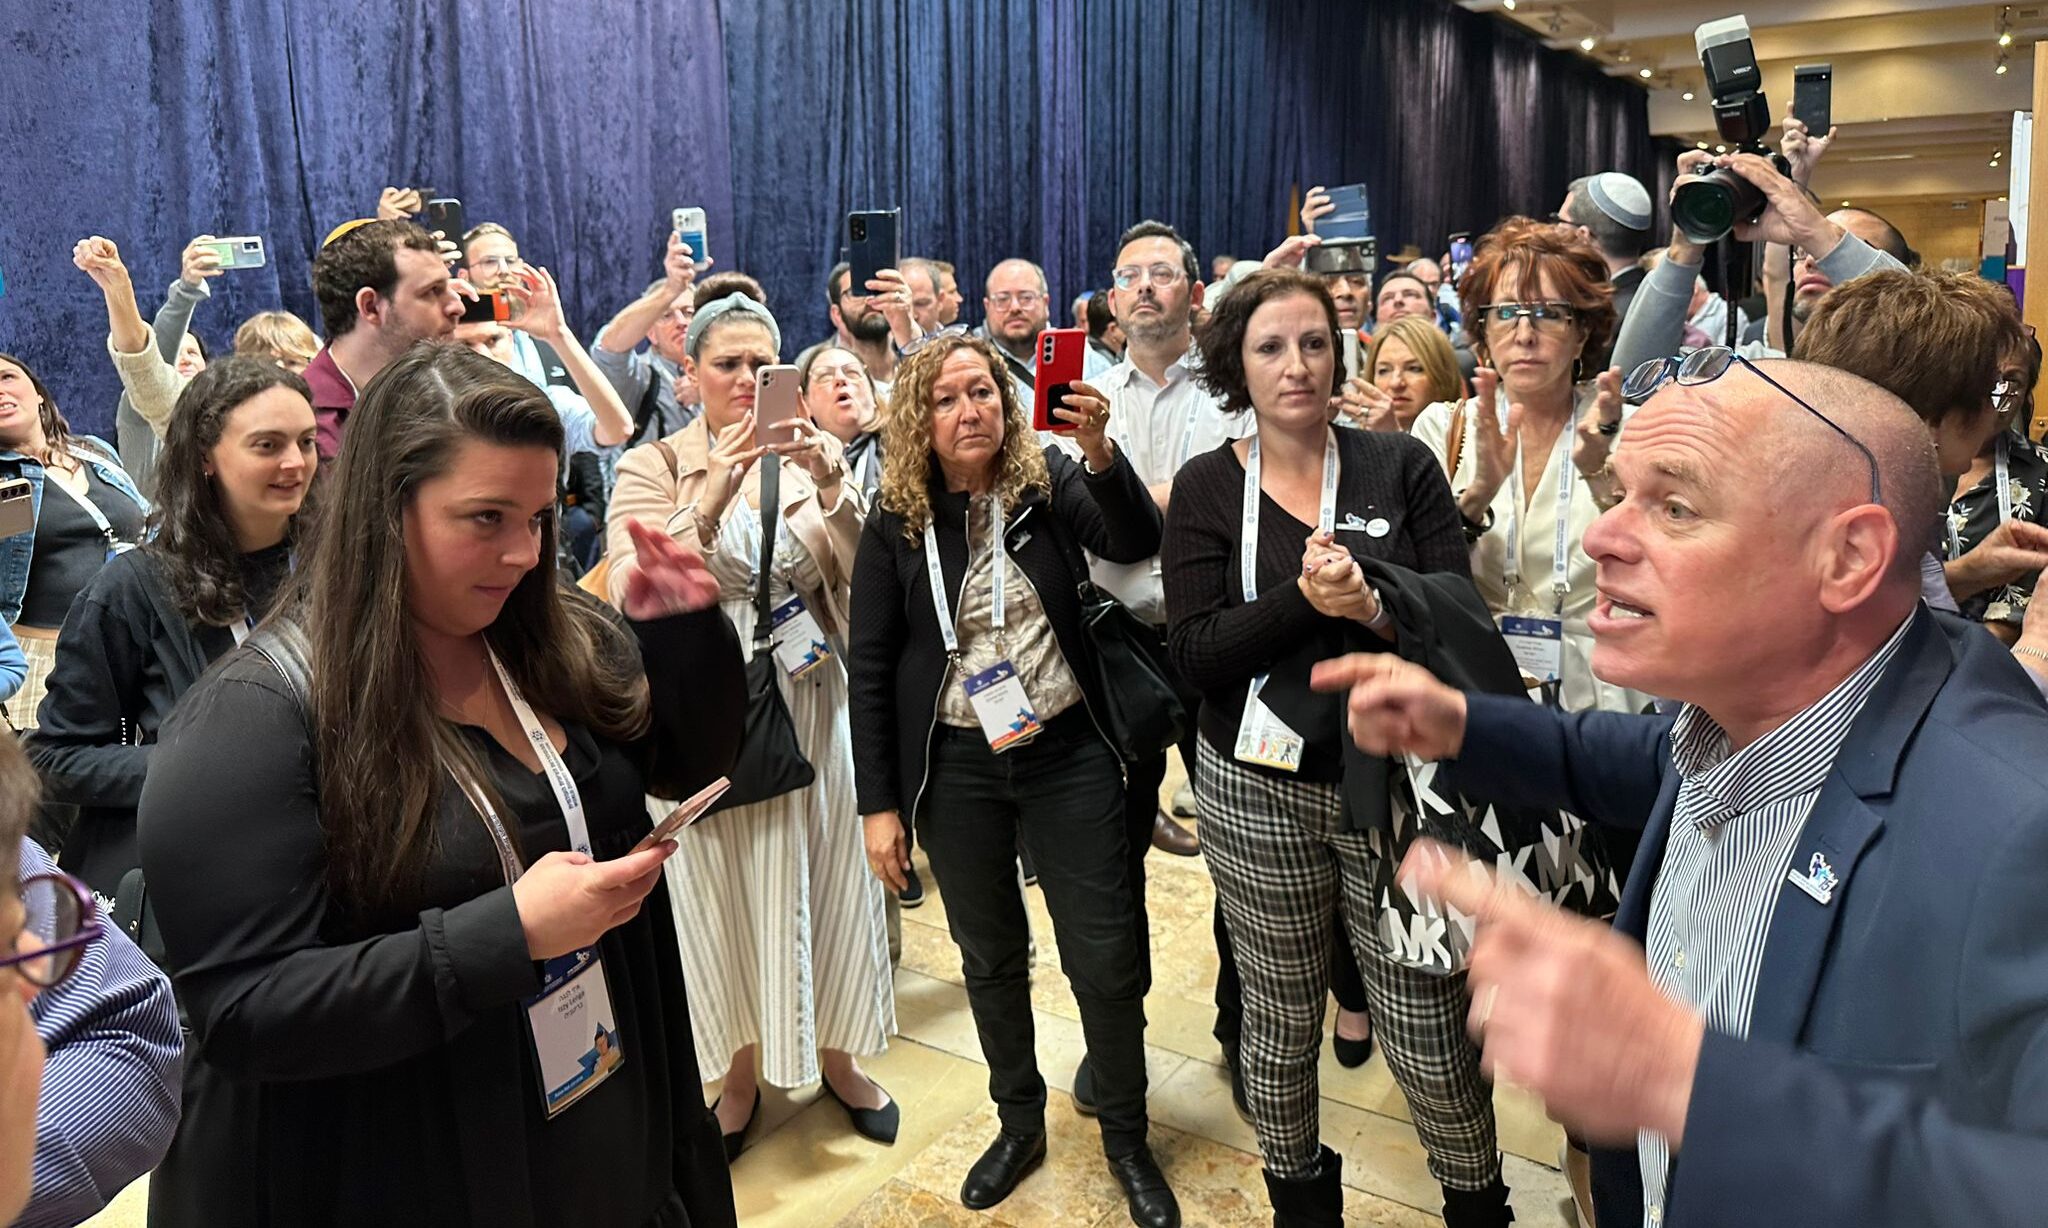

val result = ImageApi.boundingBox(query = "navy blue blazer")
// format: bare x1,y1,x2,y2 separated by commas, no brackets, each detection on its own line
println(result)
1449,608,2048,1227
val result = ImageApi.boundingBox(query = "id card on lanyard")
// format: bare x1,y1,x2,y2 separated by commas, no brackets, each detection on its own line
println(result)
1949,434,2018,558
455,649,625,1119
924,495,1044,752
1498,426,1572,691
1233,432,1338,772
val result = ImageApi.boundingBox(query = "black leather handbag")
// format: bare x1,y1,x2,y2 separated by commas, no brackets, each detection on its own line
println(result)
706,455,815,814
1045,507,1186,764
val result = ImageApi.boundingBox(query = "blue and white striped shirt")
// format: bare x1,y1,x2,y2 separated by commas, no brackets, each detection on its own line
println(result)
21,839,182,1227
1637,614,1912,1227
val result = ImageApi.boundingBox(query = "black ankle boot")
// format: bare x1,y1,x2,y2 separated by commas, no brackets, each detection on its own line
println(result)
1262,1145,1343,1227
1441,1177,1515,1228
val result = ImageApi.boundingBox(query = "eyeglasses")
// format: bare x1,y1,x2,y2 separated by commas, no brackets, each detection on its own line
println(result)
0,872,102,989
901,323,969,357
469,255,520,274
1994,377,2026,413
1111,264,1186,291
1623,347,1883,505
1479,301,1580,334
988,291,1044,310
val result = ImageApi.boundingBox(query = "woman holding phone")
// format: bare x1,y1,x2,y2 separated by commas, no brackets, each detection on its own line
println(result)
604,291,898,1156
136,344,747,1225
27,357,317,897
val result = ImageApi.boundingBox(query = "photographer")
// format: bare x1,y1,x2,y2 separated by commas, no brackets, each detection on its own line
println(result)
1612,120,1911,377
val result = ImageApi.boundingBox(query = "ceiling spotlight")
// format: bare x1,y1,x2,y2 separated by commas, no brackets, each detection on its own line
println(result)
1998,60,2010,74
1993,158,2003,166
1840,201,1852,208
2001,31,2014,45
1580,36,1598,51
1682,90,1695,101
1714,144,1727,153
1696,141,1710,150
1639,67,1654,78
1503,0,1516,8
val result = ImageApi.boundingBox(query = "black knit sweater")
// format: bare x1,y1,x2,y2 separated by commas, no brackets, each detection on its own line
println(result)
848,444,1161,818
1161,427,1468,782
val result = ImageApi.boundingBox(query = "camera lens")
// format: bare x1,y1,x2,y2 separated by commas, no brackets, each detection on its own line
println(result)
851,219,866,240
1671,167,1765,245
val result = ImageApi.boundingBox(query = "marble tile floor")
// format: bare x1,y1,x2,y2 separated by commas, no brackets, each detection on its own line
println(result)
83,758,1575,1228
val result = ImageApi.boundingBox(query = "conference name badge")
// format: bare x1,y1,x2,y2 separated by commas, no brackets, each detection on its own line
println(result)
1235,673,1305,772
1499,614,1564,688
524,947,624,1118
769,594,833,679
964,659,1041,752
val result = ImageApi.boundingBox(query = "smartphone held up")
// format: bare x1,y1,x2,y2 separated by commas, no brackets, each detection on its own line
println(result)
1031,328,1088,435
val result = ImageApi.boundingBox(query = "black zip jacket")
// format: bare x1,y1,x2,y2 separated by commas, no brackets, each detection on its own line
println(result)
848,444,1160,818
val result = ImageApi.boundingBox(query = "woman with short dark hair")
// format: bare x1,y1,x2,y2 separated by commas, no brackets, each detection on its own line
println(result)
1166,267,1511,1227
137,344,747,1226
28,357,317,896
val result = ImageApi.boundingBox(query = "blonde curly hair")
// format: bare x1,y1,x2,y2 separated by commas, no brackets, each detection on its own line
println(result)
878,334,1050,541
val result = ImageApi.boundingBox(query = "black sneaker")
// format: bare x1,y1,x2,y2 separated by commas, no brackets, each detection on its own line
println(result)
899,864,925,908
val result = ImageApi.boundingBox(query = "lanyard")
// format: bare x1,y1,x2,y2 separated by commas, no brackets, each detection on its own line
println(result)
448,647,591,883
923,494,1006,654
47,465,126,557
1501,421,1574,614
1241,432,1339,604
853,444,875,493
1950,436,2018,559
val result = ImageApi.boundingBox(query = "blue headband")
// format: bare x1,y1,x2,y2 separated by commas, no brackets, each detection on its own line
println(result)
685,292,781,359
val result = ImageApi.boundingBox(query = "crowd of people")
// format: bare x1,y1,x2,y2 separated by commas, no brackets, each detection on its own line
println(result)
0,98,2045,1228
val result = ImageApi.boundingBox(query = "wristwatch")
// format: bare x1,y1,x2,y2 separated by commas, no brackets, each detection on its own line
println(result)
1459,505,1494,545
1363,585,1393,632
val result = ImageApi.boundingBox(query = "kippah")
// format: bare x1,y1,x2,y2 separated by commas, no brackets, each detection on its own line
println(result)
1586,173,1652,232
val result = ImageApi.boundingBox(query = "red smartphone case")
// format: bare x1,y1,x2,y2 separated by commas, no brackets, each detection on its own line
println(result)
1031,328,1088,433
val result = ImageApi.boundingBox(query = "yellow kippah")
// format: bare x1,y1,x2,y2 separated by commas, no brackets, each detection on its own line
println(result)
321,218,377,248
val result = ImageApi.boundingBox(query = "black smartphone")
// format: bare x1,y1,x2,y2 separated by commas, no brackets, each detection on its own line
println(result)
846,209,900,291
424,196,466,244
1792,63,1832,137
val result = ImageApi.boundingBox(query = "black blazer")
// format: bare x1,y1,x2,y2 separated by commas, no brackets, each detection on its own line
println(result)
848,444,1160,819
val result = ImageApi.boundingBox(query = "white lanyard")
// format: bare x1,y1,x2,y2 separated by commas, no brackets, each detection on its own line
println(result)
450,647,590,882
1951,436,2018,559
923,494,1006,654
47,463,125,555
853,444,875,493
1241,432,1339,603
1996,434,2015,526
1501,420,1574,614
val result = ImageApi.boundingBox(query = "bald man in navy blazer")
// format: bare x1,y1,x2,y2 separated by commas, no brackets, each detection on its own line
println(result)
1319,358,2048,1227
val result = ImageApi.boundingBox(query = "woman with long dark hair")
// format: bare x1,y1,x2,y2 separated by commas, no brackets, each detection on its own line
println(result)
0,354,148,730
136,344,747,1227
26,357,316,896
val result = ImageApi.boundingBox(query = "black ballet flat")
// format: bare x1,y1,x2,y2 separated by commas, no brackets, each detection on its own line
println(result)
825,1080,901,1145
711,1093,760,1162
1332,1028,1375,1069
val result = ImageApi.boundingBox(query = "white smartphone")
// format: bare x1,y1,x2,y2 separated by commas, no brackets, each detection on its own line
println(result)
202,236,267,270
754,364,803,450
672,207,709,265
0,478,29,539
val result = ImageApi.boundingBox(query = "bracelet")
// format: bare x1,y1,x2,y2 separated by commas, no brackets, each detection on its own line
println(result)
1459,504,1494,544
687,505,718,543
1363,585,1393,632
2014,645,2048,666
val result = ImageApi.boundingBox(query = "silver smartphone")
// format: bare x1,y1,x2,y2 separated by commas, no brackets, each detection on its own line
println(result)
202,236,267,270
671,206,709,265
0,478,32,539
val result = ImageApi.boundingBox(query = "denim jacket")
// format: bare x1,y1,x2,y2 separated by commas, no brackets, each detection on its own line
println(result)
0,436,149,626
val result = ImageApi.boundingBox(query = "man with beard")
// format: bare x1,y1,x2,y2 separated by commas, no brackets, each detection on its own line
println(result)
593,229,704,445
976,257,1112,414
827,261,901,392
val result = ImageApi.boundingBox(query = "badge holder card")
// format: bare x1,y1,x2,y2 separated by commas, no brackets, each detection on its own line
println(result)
1231,432,1337,774
769,594,833,679
924,496,1042,755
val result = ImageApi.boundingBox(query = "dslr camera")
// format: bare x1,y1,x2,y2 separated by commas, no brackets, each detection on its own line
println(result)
1672,15,1794,244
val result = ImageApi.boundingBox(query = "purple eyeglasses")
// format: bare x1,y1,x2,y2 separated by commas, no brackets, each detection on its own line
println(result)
0,871,102,989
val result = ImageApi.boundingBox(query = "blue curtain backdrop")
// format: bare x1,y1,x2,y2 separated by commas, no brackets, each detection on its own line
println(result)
1,0,1649,437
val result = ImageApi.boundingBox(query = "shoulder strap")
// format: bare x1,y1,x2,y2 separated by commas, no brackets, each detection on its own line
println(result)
754,455,780,650
245,621,314,731
653,438,679,479
1445,403,1467,484
633,373,665,442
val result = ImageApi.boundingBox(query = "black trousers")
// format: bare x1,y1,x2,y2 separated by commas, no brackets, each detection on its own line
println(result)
1118,622,1207,989
920,712,1149,1157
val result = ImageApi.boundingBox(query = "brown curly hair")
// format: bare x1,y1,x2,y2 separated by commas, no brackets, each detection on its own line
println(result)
1456,216,1617,368
878,334,1049,541
1193,267,1349,415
